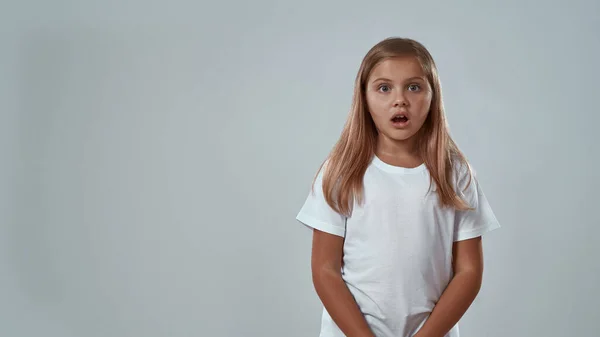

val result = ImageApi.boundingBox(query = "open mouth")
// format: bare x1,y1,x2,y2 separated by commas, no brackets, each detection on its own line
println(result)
391,113,409,124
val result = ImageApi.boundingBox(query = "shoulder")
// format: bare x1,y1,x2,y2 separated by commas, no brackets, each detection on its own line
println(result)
449,153,475,192
312,157,331,183
309,157,334,195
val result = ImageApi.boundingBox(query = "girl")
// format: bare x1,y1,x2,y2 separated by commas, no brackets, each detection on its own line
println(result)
296,37,500,337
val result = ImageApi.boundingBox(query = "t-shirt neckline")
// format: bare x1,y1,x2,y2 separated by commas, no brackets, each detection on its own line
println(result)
372,155,427,174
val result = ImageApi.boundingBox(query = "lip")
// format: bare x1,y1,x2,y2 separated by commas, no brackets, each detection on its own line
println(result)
390,111,410,128
390,119,411,128
391,111,410,119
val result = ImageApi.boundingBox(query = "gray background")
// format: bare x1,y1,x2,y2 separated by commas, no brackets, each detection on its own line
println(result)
2,1,598,336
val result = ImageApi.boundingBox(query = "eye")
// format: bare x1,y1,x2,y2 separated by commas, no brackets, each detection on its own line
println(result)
407,83,421,92
378,84,391,93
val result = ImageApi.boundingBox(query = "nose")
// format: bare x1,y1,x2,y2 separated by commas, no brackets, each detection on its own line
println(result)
393,91,408,107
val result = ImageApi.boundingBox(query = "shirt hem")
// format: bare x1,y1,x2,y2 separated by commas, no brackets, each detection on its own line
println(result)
453,221,500,241
296,212,346,237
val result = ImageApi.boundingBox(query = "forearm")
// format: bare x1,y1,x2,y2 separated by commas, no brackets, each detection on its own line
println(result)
313,269,375,337
416,271,482,337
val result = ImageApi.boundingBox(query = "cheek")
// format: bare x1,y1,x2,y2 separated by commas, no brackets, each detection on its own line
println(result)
366,95,389,117
412,94,432,114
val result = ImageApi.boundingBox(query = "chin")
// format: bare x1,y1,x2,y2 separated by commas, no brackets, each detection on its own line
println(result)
386,129,419,142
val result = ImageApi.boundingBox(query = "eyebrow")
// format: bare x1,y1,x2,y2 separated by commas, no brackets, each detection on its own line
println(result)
371,76,426,83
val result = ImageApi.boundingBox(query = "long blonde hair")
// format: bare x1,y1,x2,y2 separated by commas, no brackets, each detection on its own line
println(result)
314,37,473,217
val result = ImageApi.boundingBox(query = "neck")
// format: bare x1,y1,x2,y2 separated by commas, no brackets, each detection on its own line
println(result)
375,134,422,168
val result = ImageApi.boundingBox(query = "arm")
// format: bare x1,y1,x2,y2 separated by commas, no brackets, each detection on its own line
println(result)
311,229,376,337
415,236,484,337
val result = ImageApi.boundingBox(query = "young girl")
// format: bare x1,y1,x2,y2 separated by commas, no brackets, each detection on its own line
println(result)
296,37,500,337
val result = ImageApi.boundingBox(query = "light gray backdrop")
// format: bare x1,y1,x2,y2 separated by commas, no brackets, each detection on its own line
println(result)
2,1,598,336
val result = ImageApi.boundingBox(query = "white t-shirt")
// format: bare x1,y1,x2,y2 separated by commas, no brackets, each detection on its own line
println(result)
296,155,500,337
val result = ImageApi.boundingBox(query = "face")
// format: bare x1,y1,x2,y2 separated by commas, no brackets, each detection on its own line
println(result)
365,57,432,147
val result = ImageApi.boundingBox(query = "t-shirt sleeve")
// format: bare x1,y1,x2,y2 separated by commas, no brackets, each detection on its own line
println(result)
453,165,501,241
296,166,347,237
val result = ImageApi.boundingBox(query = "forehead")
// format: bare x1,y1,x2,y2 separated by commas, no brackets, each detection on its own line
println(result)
368,57,425,81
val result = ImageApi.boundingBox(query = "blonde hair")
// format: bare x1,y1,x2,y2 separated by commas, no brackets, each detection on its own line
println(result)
314,37,473,217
